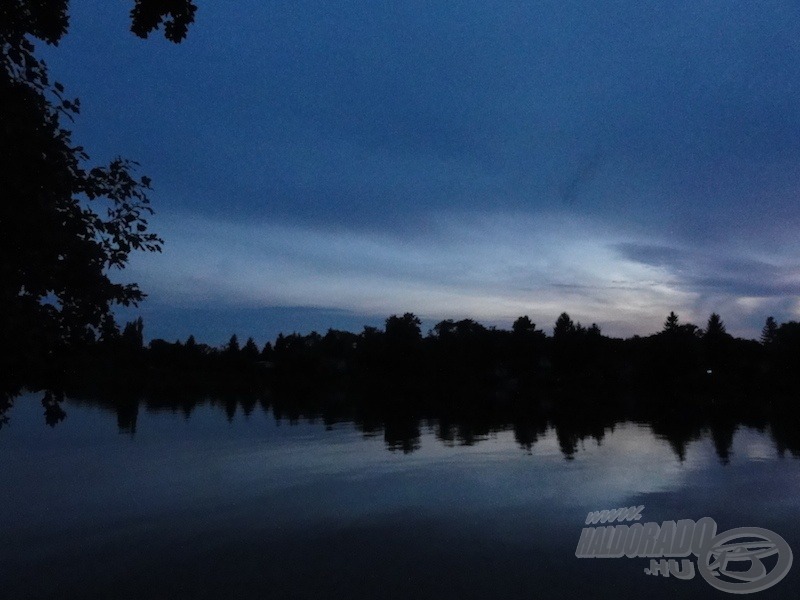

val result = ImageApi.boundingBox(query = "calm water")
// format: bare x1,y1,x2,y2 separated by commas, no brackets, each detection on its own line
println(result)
2,394,799,599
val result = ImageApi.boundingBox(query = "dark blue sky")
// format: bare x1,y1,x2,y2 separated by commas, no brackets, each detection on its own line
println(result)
42,0,800,343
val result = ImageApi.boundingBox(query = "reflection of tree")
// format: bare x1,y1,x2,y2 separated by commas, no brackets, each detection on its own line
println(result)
551,412,611,461
555,427,579,460
709,421,737,465
650,413,704,463
770,409,800,458
384,415,421,454
453,422,491,447
241,395,257,418
10,302,800,456
512,414,548,453
115,399,139,436
224,397,238,423
37,384,800,464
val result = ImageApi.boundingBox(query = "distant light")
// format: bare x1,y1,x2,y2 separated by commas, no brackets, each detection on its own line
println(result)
707,369,713,374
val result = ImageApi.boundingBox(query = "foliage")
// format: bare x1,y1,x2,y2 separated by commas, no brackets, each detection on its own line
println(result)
512,315,536,335
130,0,198,43
761,316,778,346
553,312,575,338
663,311,679,332
705,313,727,338
0,1,195,384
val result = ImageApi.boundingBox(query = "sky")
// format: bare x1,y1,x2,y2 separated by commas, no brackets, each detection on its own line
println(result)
39,0,800,344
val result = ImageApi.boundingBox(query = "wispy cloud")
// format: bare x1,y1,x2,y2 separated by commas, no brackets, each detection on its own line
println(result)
612,242,800,333
124,211,701,337
614,242,800,297
55,0,800,340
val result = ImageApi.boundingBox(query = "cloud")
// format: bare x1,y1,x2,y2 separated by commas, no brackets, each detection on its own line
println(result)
614,242,800,298
612,242,800,332
120,210,800,340
47,0,800,237
123,210,701,338
50,0,800,340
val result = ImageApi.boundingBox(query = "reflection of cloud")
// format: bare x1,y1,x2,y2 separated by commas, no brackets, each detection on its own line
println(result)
734,428,779,462
166,414,713,518
530,422,712,502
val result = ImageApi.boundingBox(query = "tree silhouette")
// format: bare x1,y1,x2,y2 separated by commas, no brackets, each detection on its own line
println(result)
774,321,800,383
761,316,778,346
705,313,726,338
553,313,575,338
382,313,423,383
512,315,536,335
703,313,732,376
1,1,195,393
121,317,145,350
551,313,580,379
663,311,679,332
385,313,422,345
225,334,240,355
508,315,545,381
242,337,259,361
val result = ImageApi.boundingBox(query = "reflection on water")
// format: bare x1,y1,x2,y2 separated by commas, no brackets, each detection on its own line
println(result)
1,394,799,599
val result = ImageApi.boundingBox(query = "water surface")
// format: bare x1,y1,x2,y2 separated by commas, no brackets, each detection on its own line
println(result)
2,394,799,599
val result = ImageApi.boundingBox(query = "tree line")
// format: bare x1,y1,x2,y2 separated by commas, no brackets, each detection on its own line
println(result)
3,3,799,430
15,309,795,460
42,311,800,401
1,1,196,426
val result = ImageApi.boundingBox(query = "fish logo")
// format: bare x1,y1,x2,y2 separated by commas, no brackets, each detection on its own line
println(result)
698,527,793,594
577,509,793,594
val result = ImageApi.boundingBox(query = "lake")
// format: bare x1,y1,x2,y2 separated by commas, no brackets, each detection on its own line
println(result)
2,393,799,599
